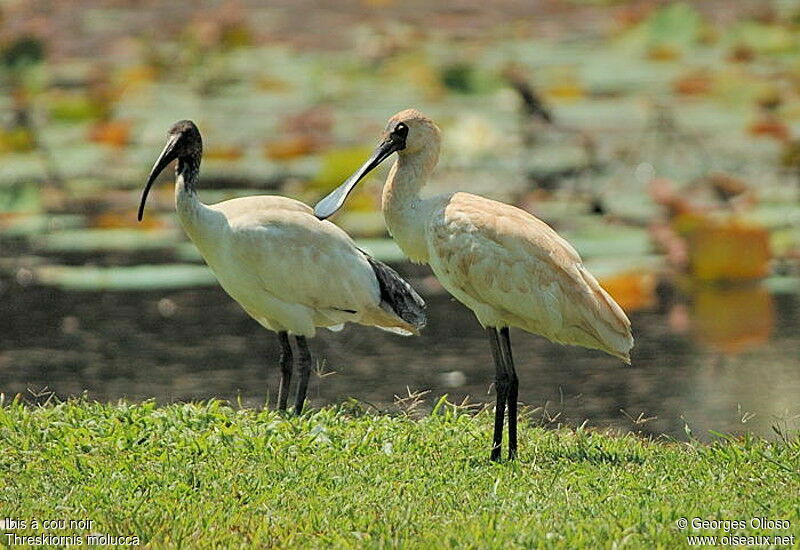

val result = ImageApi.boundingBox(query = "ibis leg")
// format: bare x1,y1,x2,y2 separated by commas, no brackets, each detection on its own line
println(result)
293,336,312,415
276,331,293,412
488,328,508,462
499,327,519,460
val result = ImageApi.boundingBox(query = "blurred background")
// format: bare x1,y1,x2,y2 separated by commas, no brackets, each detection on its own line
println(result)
1,0,799,441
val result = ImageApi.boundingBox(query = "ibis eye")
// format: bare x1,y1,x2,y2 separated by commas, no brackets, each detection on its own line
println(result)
394,123,408,138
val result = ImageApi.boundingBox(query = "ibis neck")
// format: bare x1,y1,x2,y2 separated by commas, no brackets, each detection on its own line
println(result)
174,154,208,235
176,156,200,195
381,147,439,263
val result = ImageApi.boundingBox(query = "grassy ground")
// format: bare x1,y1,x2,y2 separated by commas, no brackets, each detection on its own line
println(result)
1,398,798,549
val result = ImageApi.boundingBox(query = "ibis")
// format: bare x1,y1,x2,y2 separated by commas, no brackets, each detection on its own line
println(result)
138,120,426,414
314,109,633,460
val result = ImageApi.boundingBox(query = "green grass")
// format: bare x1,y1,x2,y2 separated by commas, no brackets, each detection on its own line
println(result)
0,398,798,549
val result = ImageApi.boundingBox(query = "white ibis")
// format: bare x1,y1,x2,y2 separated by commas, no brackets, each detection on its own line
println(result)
138,120,426,414
315,109,633,460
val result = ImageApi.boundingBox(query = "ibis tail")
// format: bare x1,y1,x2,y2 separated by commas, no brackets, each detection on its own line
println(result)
363,252,426,336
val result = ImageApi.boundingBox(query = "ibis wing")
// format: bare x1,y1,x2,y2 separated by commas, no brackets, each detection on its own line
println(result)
221,204,381,316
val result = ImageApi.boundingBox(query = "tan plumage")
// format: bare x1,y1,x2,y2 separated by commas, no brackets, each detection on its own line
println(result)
314,109,634,459
377,109,633,362
426,192,632,362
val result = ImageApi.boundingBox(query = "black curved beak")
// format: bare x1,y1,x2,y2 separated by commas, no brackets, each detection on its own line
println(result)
138,134,180,221
314,134,405,220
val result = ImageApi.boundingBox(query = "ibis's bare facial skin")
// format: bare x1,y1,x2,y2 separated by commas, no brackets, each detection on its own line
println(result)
138,120,202,221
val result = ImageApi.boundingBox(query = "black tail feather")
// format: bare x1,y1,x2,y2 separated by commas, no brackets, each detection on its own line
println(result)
363,252,426,331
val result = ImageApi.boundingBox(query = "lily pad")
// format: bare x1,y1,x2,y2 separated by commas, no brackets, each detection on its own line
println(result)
32,229,178,252
33,263,217,290
561,224,653,259
0,214,86,237
312,146,376,191
0,182,42,213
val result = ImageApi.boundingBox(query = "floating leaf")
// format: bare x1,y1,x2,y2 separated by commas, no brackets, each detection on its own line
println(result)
747,117,790,141
780,140,800,167
0,182,41,214
0,127,36,153
673,71,713,96
687,220,771,281
692,284,774,354
49,92,106,122
205,146,244,161
220,23,253,50
264,136,318,161
730,21,799,55
256,74,292,92
88,120,132,148
0,213,85,236
32,228,177,252
598,270,657,313
727,43,756,62
619,2,702,58
312,146,376,191
562,224,652,259
115,64,159,89
544,71,586,102
646,44,682,61
32,263,217,291
645,2,702,47
89,211,165,230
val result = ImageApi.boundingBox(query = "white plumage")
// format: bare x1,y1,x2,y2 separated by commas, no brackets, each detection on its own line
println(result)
181,195,418,337
139,120,425,414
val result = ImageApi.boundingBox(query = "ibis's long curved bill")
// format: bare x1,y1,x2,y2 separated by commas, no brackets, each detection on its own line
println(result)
314,136,403,220
138,135,180,222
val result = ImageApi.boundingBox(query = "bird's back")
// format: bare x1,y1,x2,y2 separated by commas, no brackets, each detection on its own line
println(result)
426,192,633,362
214,194,313,219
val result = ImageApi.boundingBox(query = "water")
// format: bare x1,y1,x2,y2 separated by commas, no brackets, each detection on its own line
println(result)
1,264,798,442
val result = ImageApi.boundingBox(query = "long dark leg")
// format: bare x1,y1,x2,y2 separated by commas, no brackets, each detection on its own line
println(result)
293,336,312,415
499,327,519,460
276,331,293,412
488,328,508,462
